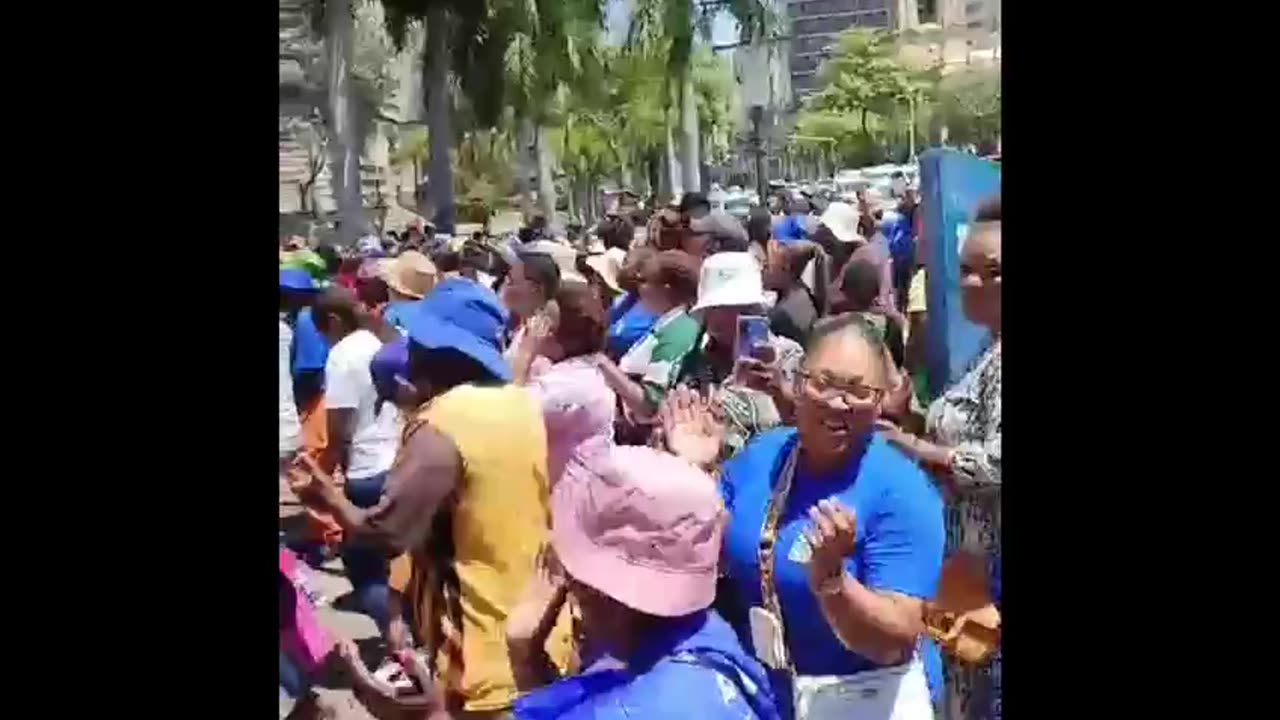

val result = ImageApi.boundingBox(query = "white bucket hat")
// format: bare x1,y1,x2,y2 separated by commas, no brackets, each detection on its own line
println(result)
523,239,588,285
691,252,765,315
820,201,863,244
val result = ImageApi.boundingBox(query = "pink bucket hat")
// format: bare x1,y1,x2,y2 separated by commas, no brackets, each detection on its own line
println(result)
552,446,723,617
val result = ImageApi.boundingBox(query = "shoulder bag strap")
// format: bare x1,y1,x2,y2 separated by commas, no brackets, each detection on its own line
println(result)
756,439,802,677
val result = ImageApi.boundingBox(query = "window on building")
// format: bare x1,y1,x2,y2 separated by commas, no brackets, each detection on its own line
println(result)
964,1,985,18
791,56,821,74
793,36,829,55
858,9,890,28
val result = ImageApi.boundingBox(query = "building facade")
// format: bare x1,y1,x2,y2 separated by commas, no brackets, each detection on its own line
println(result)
787,0,905,96
939,0,1000,31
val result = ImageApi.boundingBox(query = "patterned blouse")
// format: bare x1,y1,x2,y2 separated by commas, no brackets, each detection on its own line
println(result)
924,338,1001,720
679,332,805,458
926,339,1002,498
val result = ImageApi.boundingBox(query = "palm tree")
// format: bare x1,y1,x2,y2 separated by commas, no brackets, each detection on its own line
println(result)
383,0,513,233
503,0,607,232
323,0,370,244
625,0,772,196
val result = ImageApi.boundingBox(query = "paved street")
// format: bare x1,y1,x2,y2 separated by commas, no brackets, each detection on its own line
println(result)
281,480,377,719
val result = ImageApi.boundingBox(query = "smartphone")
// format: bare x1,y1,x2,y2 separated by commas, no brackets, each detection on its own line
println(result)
736,315,770,362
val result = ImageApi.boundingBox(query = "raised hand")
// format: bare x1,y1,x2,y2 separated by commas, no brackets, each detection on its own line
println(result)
804,498,857,589
658,385,726,470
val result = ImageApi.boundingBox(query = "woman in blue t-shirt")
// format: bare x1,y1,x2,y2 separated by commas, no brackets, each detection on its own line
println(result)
662,313,945,720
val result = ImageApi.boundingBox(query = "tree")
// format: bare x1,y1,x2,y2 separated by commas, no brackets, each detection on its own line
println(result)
807,29,913,135
604,46,669,194
389,125,429,204
322,0,369,244
383,0,514,233
625,0,772,196
799,27,940,165
283,116,330,216
503,1,607,230
934,68,1000,151
691,48,735,169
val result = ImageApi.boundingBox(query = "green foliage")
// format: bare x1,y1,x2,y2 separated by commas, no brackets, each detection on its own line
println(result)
796,27,941,166
933,68,1001,147
807,29,922,129
626,0,773,86
793,111,885,168
504,0,607,122
454,129,514,205
351,0,401,119
692,48,735,164
390,126,429,168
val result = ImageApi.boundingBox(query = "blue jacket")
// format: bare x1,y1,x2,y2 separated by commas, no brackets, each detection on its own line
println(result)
514,611,780,720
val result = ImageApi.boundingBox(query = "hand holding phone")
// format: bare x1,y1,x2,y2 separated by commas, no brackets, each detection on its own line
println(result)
735,315,770,362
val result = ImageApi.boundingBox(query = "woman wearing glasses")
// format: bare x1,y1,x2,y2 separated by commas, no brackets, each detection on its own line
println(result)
878,196,1002,720
663,313,945,720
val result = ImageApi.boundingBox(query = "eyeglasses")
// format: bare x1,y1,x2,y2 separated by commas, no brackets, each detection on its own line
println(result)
796,368,886,405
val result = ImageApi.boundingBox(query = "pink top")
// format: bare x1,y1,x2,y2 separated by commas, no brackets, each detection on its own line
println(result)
528,356,617,488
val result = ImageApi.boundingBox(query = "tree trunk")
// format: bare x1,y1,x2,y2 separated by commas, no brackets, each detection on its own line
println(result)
325,0,367,244
534,124,559,234
861,108,869,136
514,118,535,218
678,68,701,194
664,122,682,199
424,5,455,233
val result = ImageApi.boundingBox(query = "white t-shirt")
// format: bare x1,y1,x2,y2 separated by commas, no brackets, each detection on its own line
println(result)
279,320,302,457
323,329,400,479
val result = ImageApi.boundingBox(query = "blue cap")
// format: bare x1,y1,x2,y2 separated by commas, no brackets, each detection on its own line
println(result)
280,268,318,292
370,335,410,403
405,278,512,382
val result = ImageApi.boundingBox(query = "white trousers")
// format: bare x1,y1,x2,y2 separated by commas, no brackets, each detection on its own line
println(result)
794,658,934,720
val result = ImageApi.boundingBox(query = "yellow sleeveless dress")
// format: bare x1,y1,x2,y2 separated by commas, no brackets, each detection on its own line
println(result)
392,383,574,713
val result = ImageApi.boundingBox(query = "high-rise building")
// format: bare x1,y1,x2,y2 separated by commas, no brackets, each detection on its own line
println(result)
787,0,907,97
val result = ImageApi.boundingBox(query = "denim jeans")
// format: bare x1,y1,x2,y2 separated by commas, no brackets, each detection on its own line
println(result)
341,472,390,632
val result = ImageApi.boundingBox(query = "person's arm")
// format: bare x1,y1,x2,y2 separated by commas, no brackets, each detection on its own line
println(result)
885,369,1000,490
806,492,943,666
506,545,570,691
322,408,356,476
944,377,1001,489
594,354,656,418
299,424,461,555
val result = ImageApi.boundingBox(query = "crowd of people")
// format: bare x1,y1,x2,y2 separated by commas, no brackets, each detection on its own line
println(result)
278,183,1002,720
